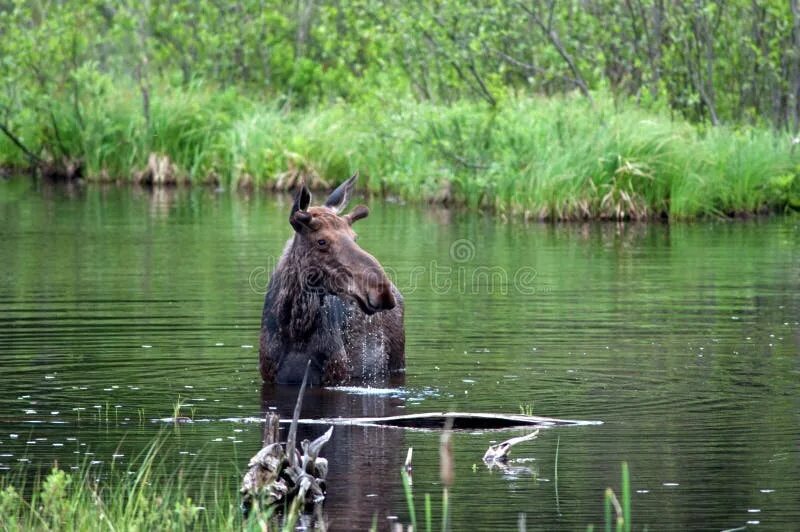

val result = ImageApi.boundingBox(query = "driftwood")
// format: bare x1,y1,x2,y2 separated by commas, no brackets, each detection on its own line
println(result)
482,429,540,463
240,363,334,519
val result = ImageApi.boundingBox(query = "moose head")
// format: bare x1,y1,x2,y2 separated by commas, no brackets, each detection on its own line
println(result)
288,172,396,315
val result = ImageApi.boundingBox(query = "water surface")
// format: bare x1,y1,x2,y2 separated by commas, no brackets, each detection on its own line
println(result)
1,180,798,530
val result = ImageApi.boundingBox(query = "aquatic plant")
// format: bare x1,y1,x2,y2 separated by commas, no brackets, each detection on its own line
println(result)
600,462,632,532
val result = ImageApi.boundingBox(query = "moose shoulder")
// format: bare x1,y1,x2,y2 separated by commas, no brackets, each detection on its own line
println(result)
259,173,405,385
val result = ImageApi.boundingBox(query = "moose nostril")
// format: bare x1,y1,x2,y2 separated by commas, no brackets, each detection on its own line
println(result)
369,287,396,311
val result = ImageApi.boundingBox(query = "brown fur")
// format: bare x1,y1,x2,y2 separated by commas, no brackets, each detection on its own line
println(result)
259,175,405,385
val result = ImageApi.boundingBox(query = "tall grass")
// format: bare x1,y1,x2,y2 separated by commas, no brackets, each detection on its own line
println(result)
0,435,290,532
2,84,798,219
1,427,636,532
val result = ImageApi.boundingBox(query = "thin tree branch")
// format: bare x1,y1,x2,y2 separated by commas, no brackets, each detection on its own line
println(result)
0,123,42,164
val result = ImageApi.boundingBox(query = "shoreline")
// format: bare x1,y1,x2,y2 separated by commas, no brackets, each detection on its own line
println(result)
3,172,794,224
2,90,798,222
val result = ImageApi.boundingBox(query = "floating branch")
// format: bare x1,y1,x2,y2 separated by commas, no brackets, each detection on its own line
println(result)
482,429,540,464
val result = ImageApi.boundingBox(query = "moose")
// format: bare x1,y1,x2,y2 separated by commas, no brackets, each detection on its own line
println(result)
259,173,405,385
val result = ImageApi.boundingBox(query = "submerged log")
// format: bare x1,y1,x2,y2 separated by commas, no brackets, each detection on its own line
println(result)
300,411,600,431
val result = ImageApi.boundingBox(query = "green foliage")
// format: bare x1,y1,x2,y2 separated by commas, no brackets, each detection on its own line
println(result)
39,467,73,528
1,82,797,220
768,170,800,211
1,0,798,219
2,0,799,129
0,438,298,532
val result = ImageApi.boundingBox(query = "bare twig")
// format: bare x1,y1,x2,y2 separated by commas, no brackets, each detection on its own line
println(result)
287,360,311,467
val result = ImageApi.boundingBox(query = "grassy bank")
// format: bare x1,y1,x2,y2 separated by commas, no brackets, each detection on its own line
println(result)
2,84,799,220
0,439,251,531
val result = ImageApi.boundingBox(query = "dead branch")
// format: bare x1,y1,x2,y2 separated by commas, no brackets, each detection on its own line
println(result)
483,429,540,463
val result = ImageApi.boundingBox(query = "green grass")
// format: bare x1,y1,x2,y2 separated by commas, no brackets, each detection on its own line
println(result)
2,433,635,532
0,436,289,532
601,462,632,532
2,84,799,219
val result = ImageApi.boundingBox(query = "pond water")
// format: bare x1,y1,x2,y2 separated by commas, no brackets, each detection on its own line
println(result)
1,180,798,530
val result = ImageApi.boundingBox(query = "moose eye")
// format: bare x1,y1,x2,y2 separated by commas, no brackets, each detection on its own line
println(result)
317,239,327,247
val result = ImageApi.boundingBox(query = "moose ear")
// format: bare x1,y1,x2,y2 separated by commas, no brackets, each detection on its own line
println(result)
345,205,369,225
290,184,312,232
324,171,358,214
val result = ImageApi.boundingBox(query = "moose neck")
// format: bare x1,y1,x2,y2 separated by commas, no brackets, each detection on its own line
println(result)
272,237,325,340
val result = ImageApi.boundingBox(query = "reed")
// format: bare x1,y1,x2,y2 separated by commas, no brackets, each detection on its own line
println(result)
601,462,632,532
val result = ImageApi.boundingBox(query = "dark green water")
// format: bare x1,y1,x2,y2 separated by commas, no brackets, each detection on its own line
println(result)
1,180,799,530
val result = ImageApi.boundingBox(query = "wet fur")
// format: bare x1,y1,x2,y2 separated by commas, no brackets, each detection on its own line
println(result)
259,203,405,385
259,241,405,385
